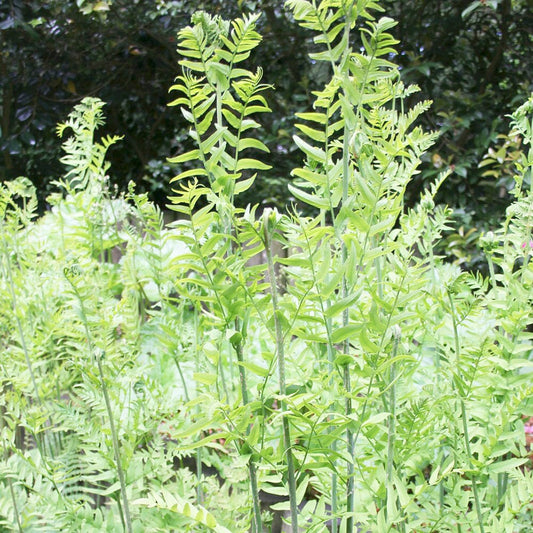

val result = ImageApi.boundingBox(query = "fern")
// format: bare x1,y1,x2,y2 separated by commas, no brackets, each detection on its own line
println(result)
2,3,533,531
135,488,234,533
56,97,122,192
168,11,271,206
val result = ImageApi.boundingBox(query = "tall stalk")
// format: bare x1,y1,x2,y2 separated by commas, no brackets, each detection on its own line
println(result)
233,336,263,533
217,212,263,528
386,326,402,529
96,353,133,533
447,290,485,533
65,270,133,533
263,210,299,533
340,125,355,531
0,400,23,533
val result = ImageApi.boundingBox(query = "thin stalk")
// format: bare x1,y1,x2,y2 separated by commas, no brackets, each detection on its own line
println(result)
96,353,133,533
191,311,204,506
447,291,485,533
187,206,231,402
497,462,509,507
233,335,263,533
196,449,204,506
299,214,338,530
341,120,355,533
174,353,191,403
218,349,230,402
219,192,263,527
264,215,298,533
337,7,359,527
326,327,338,533
65,273,132,533
224,222,262,526
486,253,497,291
7,476,22,533
1,403,23,533
485,252,510,506
438,459,445,510
386,327,401,528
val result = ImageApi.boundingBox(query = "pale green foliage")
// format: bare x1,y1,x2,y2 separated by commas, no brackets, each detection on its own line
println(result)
0,101,249,531
135,488,233,533
1,1,533,532
56,97,123,192
160,1,533,531
168,11,271,203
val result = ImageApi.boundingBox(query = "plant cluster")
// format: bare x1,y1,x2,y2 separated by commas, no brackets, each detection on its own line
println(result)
1,1,533,532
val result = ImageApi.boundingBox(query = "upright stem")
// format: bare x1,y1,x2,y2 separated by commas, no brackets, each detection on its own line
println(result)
1,402,23,533
326,325,338,533
7,477,22,533
264,214,299,533
301,215,338,531
341,121,355,533
224,214,262,529
447,291,485,533
65,272,132,533
485,251,510,506
486,253,497,290
233,335,263,533
192,311,204,506
96,353,133,533
386,326,401,528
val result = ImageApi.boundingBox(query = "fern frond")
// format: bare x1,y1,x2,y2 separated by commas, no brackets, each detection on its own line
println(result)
135,488,233,533
177,12,229,75
56,97,122,191
218,13,262,67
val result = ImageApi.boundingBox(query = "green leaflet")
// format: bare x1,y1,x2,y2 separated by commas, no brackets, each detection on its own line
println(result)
168,14,271,202
4,3,533,532
288,183,331,209
135,490,233,533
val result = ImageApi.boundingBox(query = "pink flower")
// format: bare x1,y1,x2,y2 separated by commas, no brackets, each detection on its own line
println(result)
521,241,533,249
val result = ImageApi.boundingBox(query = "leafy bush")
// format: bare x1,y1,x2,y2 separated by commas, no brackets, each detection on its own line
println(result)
1,1,533,532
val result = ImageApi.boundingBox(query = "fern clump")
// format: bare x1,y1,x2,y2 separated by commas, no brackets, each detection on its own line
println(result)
1,2,533,532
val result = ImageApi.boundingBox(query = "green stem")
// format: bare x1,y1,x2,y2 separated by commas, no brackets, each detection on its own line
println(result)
386,327,401,527
486,251,510,507
341,114,355,533
233,334,263,533
497,462,509,506
65,272,132,533
327,328,338,533
486,253,497,290
174,353,191,403
264,213,299,533
192,311,204,506
298,214,338,529
447,291,485,533
7,477,22,533
96,353,133,533
1,402,23,533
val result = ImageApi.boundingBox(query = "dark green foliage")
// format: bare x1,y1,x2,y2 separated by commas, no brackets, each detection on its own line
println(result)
2,0,531,227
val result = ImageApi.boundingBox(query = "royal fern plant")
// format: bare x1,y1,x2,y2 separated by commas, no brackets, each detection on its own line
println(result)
1,2,533,533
